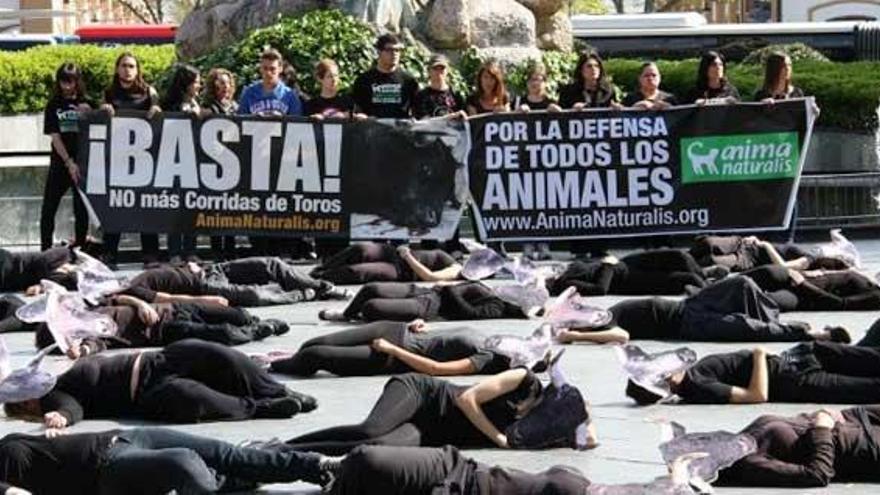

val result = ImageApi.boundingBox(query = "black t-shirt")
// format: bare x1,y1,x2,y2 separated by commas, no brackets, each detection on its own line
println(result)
547,260,626,296
43,96,88,168
103,84,159,111
40,352,141,423
558,82,619,109
466,93,511,115
684,81,741,104
124,266,204,302
475,464,591,495
304,93,354,118
0,430,118,494
0,247,73,291
513,95,556,111
352,68,419,118
754,86,805,101
675,350,784,404
622,89,677,107
608,297,684,339
413,87,464,118
438,282,524,320
405,327,509,374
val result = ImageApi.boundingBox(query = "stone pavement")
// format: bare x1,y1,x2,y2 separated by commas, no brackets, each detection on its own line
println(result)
4,240,880,493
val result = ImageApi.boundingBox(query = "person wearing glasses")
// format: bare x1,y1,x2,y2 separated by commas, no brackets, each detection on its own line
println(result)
352,33,419,119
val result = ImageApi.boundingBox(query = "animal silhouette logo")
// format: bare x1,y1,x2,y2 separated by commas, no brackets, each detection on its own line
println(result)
686,142,719,176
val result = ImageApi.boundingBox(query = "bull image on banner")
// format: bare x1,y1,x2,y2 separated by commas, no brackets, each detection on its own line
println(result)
467,99,816,241
79,111,468,240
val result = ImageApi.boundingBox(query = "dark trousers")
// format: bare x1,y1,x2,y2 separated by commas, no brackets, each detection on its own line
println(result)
858,318,880,346
681,276,810,342
167,234,197,258
334,445,464,495
136,339,289,423
103,233,159,261
160,303,260,346
740,265,845,312
343,282,442,321
780,342,880,403
616,249,707,294
40,164,87,250
285,376,426,455
311,242,401,284
97,427,323,494
201,257,330,306
271,321,405,376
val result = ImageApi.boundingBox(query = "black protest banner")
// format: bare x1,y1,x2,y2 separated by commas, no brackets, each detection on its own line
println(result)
467,99,815,241
79,111,467,240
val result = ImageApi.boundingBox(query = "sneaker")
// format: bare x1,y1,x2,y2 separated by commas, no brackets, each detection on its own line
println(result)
264,318,290,336
826,325,853,344
254,396,302,418
319,286,354,301
287,389,318,413
318,309,347,322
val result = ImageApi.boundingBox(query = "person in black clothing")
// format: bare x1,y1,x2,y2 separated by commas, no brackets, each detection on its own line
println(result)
0,246,77,293
0,427,331,494
352,33,419,118
33,295,290,355
754,52,805,102
99,52,162,268
513,62,562,113
283,367,596,454
203,68,239,261
684,51,741,105
311,241,461,284
558,51,621,110
738,264,880,311
689,234,815,272
306,58,363,120
319,281,526,322
718,406,880,487
412,54,465,119
546,249,716,296
627,342,880,405
121,257,348,307
41,63,90,252
269,319,510,377
563,276,844,343
623,62,677,110
161,64,203,264
466,59,511,116
3,339,317,427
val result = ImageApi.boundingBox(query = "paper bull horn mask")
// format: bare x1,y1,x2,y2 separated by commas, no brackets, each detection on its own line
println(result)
0,338,57,404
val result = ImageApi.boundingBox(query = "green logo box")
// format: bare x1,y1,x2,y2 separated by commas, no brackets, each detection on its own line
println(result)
680,132,799,183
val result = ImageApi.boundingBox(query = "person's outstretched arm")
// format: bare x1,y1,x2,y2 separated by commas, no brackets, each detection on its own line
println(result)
398,247,462,282
729,347,769,404
556,327,630,345
454,368,529,447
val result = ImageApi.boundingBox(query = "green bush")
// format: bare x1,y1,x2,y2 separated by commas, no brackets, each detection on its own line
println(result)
0,44,175,114
742,43,831,65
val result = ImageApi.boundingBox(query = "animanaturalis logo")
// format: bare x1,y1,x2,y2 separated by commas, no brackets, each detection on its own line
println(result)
680,132,799,183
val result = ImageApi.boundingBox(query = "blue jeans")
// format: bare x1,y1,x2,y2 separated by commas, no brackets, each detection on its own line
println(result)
98,428,323,494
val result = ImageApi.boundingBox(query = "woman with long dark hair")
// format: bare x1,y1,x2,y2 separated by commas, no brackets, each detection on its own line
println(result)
40,63,90,252
161,64,203,264
755,52,804,101
685,50,740,104
204,67,240,261
558,51,621,110
99,52,162,269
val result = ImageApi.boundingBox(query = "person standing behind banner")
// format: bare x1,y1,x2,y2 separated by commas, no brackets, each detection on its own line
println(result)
161,64,204,264
306,59,365,259
623,62,678,110
413,54,465,119
238,47,305,257
754,52,812,244
467,60,511,258
515,62,561,262
41,63,90,252
685,51,740,105
352,33,419,119
558,51,622,110
204,68,240,261
560,52,621,260
99,52,162,270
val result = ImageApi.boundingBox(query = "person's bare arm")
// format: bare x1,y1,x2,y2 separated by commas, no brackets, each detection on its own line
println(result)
152,292,229,306
556,327,630,345
454,368,529,447
729,347,769,404
372,338,477,375
398,246,462,281
758,241,787,266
